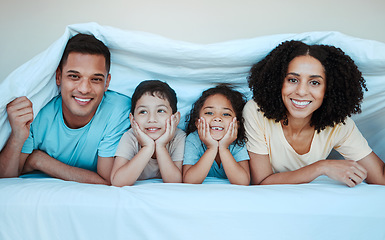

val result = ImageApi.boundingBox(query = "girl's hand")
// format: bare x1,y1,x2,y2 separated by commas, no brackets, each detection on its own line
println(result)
320,159,367,187
219,117,237,149
197,117,218,149
129,113,155,149
156,112,180,147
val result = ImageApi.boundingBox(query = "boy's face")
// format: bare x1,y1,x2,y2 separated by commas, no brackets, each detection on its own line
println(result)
133,93,173,140
198,94,236,141
56,52,110,129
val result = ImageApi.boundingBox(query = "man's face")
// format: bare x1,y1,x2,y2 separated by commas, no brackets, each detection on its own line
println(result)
56,52,111,129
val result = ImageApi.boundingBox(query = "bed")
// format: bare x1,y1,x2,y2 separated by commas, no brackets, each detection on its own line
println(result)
1,22,385,240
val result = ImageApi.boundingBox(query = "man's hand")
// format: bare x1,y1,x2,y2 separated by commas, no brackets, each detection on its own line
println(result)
6,97,33,143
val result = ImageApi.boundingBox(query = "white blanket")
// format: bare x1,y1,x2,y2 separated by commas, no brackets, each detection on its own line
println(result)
1,22,385,160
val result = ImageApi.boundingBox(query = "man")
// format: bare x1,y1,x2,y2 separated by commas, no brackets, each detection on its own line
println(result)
0,34,130,184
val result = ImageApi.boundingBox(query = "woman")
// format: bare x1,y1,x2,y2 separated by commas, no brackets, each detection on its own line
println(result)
244,40,385,187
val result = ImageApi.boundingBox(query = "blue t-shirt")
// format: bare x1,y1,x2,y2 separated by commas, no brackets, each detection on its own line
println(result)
22,90,131,172
183,131,249,179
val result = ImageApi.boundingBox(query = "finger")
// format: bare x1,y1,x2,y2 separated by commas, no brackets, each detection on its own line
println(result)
344,177,356,187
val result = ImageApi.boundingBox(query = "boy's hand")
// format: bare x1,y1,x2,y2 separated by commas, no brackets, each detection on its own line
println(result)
129,113,155,149
6,96,34,144
197,117,218,149
219,117,237,149
156,112,180,148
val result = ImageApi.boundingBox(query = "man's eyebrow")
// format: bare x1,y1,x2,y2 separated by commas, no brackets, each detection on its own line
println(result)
66,70,105,78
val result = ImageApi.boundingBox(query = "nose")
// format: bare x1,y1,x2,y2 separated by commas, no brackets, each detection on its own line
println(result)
296,81,308,96
77,78,92,94
148,112,157,123
213,114,222,122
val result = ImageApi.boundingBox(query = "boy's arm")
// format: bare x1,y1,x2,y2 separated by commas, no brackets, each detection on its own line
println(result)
155,113,182,183
24,150,111,185
0,97,33,177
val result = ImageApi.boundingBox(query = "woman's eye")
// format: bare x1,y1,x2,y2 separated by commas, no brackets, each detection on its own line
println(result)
288,78,298,83
310,80,321,86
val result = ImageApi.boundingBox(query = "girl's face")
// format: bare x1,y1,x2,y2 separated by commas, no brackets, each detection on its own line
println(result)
281,55,326,123
133,93,173,140
198,94,236,141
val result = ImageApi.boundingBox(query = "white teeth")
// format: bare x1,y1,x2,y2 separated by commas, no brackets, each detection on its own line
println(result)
211,127,224,130
292,99,310,106
75,97,91,102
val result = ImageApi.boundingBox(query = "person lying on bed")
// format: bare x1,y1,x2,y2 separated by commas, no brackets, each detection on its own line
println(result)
182,85,250,185
244,40,385,187
0,34,130,185
110,80,185,186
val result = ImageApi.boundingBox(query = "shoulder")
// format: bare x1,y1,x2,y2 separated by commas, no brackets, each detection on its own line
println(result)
243,100,263,118
33,95,61,121
102,90,131,110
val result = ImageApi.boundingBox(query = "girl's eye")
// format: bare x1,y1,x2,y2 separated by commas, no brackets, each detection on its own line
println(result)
204,112,213,115
223,113,231,117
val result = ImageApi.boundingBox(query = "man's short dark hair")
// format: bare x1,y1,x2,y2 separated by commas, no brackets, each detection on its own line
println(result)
58,34,111,73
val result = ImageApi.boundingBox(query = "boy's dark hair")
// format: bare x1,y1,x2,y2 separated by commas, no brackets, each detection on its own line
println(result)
131,80,178,114
58,33,111,73
185,84,247,146
248,40,367,132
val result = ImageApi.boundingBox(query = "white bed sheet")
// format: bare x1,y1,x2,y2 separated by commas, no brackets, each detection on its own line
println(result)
0,176,384,240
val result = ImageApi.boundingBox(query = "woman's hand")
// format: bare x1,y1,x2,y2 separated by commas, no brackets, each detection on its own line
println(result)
320,159,367,187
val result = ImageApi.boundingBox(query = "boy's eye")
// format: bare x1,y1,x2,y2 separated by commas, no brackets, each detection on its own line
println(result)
139,110,147,114
158,109,166,113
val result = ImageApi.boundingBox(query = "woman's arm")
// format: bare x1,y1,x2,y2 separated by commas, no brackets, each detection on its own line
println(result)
249,151,367,187
358,151,385,185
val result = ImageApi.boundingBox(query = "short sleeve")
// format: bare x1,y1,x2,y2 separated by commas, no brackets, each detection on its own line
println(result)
243,100,269,155
334,117,372,161
169,129,186,162
183,132,203,165
231,144,250,162
115,129,138,160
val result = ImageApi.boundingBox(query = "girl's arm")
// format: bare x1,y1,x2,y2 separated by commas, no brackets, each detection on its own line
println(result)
358,151,385,185
110,116,155,187
249,151,367,187
155,113,182,183
183,118,218,184
219,118,250,185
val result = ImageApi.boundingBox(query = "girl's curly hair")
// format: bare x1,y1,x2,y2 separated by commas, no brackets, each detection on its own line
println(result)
248,40,367,132
185,84,247,146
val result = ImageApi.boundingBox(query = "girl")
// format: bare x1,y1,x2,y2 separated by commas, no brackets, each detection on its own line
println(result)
183,85,250,185
244,40,385,187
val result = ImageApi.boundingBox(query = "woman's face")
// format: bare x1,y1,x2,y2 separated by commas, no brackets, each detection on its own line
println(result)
281,55,326,123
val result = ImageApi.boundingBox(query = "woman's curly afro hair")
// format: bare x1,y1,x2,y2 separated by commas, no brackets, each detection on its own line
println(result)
248,40,367,132
185,84,247,147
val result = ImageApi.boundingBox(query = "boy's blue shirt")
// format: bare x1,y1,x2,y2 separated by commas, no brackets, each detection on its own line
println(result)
22,90,131,172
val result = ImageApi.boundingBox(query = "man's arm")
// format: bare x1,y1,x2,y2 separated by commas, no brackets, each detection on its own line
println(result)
0,97,33,177
24,150,111,185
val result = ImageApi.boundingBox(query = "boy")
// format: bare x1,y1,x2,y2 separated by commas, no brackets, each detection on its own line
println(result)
111,80,185,186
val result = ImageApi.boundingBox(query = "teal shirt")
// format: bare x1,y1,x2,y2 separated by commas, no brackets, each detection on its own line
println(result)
22,90,131,172
183,131,249,179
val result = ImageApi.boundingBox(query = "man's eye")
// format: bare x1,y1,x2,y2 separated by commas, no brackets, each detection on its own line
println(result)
68,75,79,79
92,78,103,82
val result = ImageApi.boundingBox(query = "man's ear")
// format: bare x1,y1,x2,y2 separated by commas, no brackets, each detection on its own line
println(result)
55,68,62,86
105,74,111,92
